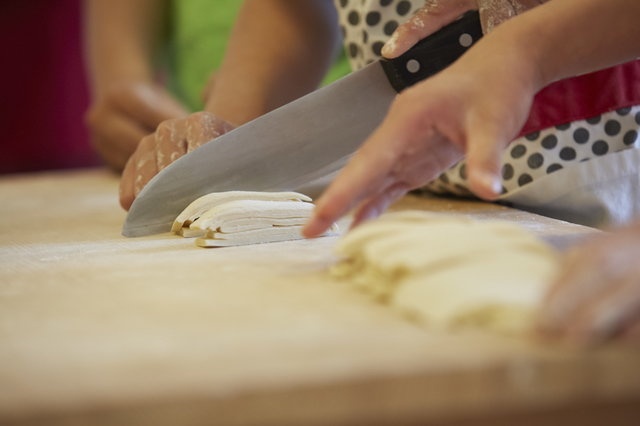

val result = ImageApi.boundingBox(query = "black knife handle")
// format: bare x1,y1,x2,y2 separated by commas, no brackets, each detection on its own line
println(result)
380,10,483,92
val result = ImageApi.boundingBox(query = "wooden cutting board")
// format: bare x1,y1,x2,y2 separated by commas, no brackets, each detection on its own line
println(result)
1,169,639,426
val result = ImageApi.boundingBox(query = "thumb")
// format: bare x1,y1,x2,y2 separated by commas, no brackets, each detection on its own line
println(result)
465,121,509,200
381,0,476,59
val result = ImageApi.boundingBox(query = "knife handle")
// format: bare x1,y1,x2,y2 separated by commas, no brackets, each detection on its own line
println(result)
380,10,483,92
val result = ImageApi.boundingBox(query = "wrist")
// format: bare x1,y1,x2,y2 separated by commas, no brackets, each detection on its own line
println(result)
455,30,541,104
479,14,549,95
91,60,154,101
203,91,268,127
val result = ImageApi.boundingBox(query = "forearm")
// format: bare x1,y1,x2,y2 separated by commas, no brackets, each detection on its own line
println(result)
204,0,341,125
483,0,640,92
84,0,164,99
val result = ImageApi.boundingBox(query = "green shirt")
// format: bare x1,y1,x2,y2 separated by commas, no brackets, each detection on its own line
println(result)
167,0,351,112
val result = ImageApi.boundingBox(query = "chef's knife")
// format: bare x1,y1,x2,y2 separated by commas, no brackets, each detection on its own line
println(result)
123,11,483,237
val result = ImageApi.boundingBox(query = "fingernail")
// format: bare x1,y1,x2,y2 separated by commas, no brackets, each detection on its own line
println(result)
474,170,502,197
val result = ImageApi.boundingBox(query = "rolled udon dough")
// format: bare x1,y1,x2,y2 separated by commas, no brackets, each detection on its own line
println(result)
173,192,338,248
331,211,559,334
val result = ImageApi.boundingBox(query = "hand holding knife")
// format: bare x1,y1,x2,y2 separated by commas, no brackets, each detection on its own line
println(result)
122,10,484,237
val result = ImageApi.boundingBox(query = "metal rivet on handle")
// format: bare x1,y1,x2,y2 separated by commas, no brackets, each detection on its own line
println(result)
406,59,420,73
459,33,473,47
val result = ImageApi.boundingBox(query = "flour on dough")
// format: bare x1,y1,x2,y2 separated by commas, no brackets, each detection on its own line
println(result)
174,192,338,248
331,211,559,334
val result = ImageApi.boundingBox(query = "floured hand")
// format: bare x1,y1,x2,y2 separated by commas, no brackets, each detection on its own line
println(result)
86,81,189,171
119,111,236,210
381,0,548,58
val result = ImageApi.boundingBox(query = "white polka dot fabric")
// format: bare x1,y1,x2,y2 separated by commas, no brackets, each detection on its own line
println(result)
333,0,640,226
424,107,640,199
334,0,424,70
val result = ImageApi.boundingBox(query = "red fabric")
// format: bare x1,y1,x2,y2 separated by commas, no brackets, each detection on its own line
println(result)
0,0,101,175
520,60,640,137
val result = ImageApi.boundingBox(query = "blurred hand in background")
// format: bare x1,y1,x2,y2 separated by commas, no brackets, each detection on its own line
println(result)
84,0,189,171
86,81,188,172
118,0,343,209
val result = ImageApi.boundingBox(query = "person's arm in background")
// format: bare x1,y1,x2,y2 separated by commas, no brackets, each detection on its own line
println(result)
204,0,342,125
84,0,189,171
303,0,640,344
118,0,342,210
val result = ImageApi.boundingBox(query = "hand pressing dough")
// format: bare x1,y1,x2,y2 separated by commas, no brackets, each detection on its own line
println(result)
174,192,338,248
172,191,312,236
332,211,559,334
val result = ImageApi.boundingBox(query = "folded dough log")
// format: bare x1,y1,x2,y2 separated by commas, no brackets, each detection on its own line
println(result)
395,251,555,334
175,198,338,248
332,211,559,334
172,191,312,236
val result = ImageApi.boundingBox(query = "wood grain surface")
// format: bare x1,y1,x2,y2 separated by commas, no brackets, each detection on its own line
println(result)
1,169,639,426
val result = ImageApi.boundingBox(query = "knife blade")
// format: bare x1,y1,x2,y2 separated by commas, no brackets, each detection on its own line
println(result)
123,10,483,237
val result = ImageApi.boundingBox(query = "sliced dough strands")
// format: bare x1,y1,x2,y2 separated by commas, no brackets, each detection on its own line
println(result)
191,200,316,232
196,226,307,248
196,223,339,248
191,199,338,248
217,217,308,233
173,192,338,248
171,191,312,233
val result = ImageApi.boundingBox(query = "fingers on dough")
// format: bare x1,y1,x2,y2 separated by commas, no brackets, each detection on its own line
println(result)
173,192,338,247
332,211,559,334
